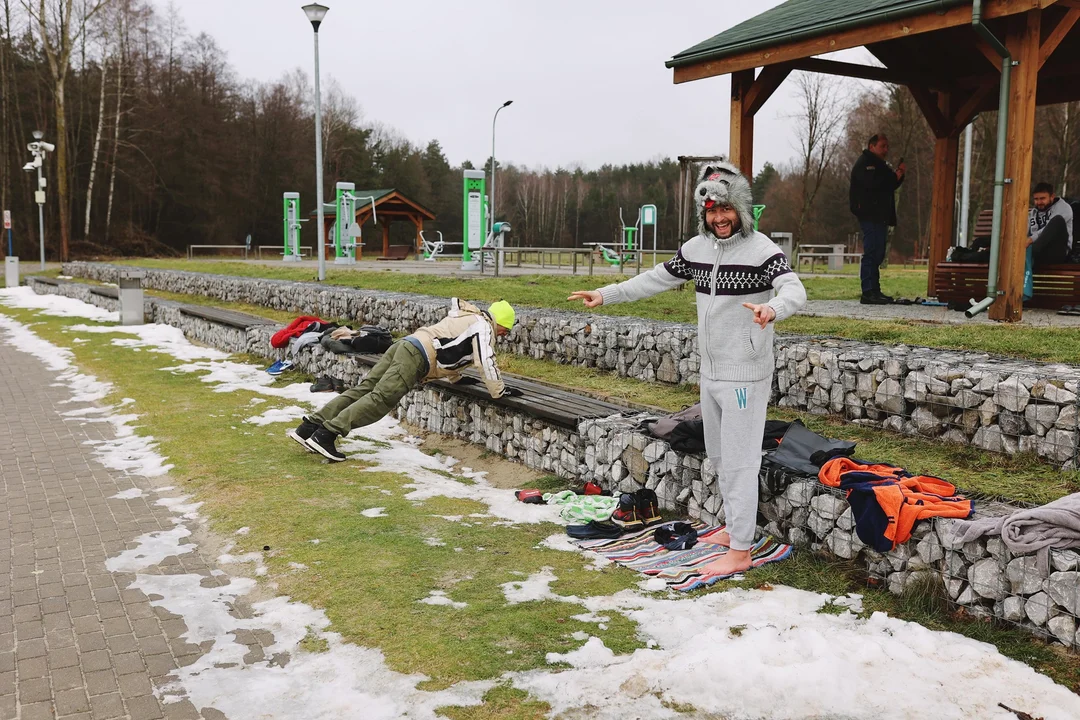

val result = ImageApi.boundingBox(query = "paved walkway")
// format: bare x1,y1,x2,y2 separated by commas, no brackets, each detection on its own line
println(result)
0,339,222,719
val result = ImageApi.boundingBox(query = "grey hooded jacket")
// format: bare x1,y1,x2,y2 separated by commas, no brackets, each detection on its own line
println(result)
598,161,806,382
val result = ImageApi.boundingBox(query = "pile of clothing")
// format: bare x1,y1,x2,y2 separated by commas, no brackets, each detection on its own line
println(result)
266,316,393,376
819,456,974,552
515,485,666,539
644,403,792,454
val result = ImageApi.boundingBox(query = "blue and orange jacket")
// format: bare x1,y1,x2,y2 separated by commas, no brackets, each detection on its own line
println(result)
819,457,974,552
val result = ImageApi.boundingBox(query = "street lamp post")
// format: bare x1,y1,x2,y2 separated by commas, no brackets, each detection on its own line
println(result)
303,3,329,282
24,130,53,271
490,100,513,239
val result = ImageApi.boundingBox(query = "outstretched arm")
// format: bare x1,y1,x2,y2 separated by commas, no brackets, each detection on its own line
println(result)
568,252,691,308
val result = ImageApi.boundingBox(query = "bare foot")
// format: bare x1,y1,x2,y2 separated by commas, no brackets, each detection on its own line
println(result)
697,549,753,578
698,530,731,547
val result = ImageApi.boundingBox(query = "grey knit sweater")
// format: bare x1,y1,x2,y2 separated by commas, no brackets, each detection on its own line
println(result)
599,230,806,382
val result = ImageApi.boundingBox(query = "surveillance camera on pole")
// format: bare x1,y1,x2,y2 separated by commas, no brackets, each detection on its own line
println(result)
24,130,51,270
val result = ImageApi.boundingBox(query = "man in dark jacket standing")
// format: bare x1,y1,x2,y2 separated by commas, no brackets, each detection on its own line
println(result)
849,133,906,304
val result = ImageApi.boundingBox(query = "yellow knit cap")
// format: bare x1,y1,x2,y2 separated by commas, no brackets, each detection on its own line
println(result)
488,300,515,329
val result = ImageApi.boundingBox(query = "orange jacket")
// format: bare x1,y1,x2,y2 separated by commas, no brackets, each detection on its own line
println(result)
818,457,974,551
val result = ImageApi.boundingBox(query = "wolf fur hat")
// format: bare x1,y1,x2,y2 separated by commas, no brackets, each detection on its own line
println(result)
695,159,755,241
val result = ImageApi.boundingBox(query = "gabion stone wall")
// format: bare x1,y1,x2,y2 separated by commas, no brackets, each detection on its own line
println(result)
774,338,1080,468
61,262,699,384
59,263,1080,468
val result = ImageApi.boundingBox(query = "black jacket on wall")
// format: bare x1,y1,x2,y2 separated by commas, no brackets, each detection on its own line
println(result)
849,150,904,226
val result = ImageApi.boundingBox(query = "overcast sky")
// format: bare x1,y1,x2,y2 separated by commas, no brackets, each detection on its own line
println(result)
164,0,872,174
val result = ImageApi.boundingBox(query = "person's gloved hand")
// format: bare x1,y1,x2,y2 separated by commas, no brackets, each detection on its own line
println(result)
502,387,524,398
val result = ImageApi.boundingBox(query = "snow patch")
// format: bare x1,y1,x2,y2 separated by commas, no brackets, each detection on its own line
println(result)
418,591,467,609
244,405,307,426
111,488,146,500
360,507,388,518
0,286,116,320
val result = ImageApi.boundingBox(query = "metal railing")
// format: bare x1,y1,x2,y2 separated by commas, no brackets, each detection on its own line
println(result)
256,245,313,260
187,244,249,260
478,246,660,277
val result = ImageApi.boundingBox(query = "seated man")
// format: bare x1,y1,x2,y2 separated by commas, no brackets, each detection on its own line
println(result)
289,298,521,461
1028,182,1074,266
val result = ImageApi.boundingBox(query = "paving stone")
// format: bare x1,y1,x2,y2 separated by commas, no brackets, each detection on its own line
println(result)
89,692,126,720
55,688,91,715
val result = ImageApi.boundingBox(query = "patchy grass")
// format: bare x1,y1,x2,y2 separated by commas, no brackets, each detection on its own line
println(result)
5,302,1080,699
1,306,643,693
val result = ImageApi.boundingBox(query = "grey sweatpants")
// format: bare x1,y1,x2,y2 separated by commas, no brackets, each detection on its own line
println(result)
700,374,771,551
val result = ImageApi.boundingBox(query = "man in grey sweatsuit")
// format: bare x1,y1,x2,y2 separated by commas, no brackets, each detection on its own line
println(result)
569,160,806,577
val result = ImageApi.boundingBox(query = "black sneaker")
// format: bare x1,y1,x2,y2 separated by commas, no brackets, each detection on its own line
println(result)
287,417,321,451
305,427,346,462
874,291,895,304
310,376,335,393
332,377,347,393
860,293,892,305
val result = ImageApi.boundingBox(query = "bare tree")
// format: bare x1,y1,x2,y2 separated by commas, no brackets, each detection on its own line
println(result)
83,21,108,237
791,72,848,248
24,0,110,261
103,3,125,242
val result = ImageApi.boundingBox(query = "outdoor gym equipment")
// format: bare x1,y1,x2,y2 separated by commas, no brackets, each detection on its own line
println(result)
332,182,377,265
421,230,445,261
595,206,649,268
282,192,305,262
753,204,766,231
461,170,487,271
482,222,511,273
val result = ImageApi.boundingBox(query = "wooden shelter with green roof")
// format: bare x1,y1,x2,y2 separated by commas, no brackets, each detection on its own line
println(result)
667,0,1080,321
309,188,436,260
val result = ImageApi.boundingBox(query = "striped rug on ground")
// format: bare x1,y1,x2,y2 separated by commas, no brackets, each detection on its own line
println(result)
574,522,793,592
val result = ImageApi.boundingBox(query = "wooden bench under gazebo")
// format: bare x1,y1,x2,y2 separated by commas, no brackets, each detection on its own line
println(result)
310,189,436,261
666,0,1080,321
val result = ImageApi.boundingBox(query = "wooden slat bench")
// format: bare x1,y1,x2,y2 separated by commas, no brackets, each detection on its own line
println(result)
376,245,412,261
178,305,278,329
89,285,119,299
343,350,630,429
935,209,1080,309
30,276,61,286
934,264,1080,309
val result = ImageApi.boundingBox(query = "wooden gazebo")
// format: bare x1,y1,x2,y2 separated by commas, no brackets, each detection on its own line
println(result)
310,188,436,260
667,0,1080,321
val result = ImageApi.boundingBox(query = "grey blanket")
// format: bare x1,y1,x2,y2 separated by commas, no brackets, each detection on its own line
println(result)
950,491,1080,571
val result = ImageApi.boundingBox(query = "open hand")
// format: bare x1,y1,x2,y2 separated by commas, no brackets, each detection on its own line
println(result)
743,302,776,329
568,290,604,308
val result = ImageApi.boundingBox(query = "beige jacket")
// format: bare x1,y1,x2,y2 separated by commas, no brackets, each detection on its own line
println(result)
409,299,506,398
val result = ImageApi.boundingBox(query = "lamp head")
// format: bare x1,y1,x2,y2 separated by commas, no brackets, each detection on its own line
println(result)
502,100,513,108
32,130,43,140
302,3,329,31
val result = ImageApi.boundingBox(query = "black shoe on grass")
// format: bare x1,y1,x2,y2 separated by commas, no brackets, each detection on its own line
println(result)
306,427,346,462
287,417,321,451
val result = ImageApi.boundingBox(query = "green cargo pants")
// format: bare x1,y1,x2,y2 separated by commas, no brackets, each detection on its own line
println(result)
311,339,426,437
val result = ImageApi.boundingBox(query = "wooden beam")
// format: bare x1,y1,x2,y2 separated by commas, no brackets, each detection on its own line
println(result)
729,69,755,177
928,132,960,293
743,64,792,116
991,9,1041,322
952,82,998,128
973,36,1007,71
788,57,912,85
908,85,952,138
1039,6,1080,68
672,0,1051,84
381,222,391,257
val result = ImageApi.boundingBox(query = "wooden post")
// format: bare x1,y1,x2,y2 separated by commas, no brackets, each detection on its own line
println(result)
382,222,391,258
991,9,1040,322
412,216,424,254
927,129,960,294
729,69,755,176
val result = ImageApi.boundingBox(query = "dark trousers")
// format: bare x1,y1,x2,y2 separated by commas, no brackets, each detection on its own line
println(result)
310,340,425,436
1031,215,1070,266
859,221,888,294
